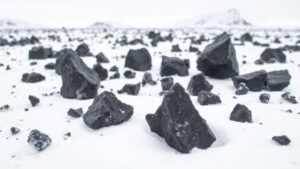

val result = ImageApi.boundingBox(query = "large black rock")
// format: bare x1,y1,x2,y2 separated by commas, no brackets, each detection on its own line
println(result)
29,46,53,59
266,70,291,91
59,50,100,100
27,129,52,151
187,73,213,96
197,32,239,79
76,43,92,56
232,70,267,91
124,48,152,71
145,83,216,153
160,56,189,77
230,104,252,123
22,72,45,83
260,48,286,63
83,91,134,130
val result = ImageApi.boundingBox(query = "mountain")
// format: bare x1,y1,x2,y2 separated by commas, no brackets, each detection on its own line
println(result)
88,21,125,29
0,19,45,29
176,9,253,28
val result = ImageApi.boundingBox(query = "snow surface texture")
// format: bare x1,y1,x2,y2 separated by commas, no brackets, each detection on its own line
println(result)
0,28,299,169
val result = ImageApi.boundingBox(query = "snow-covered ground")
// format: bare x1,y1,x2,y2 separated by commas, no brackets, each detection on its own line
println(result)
0,28,299,169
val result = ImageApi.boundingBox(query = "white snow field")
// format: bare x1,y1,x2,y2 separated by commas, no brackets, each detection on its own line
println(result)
0,28,299,169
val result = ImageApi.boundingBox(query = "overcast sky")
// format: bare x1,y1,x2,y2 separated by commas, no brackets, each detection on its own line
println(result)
0,0,299,28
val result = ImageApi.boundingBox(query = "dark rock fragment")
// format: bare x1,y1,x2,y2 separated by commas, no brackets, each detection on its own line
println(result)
27,129,52,151
230,104,252,123
197,91,221,105
187,73,213,96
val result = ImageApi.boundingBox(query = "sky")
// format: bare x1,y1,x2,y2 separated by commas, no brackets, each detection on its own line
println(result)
0,0,299,28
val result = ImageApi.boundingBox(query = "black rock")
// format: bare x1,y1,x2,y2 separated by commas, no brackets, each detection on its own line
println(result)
76,43,92,56
83,91,134,130
235,83,249,95
28,95,40,106
30,61,37,66
272,135,291,145
187,73,213,96
261,48,286,63
266,70,291,91
281,92,298,104
145,83,216,153
27,129,52,151
171,44,182,52
142,72,157,86
124,48,152,71
240,33,253,42
29,46,53,59
109,72,120,79
230,104,252,123
197,91,221,106
44,63,56,69
93,63,108,81
118,83,141,95
232,70,267,91
96,52,110,63
10,127,20,135
22,72,45,83
160,77,174,91
59,49,100,100
123,70,136,79
197,32,239,79
67,108,83,118
160,56,189,77
189,46,199,52
259,93,270,104
109,65,119,72
254,59,264,65
0,104,9,111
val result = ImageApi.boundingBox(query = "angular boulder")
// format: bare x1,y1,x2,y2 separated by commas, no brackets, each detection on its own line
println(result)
124,48,152,71
260,48,286,63
281,92,298,104
76,43,92,56
29,46,53,59
142,72,157,86
232,70,267,91
259,93,270,104
28,95,40,106
22,72,45,83
160,56,188,77
230,104,252,123
83,91,134,130
59,50,100,100
118,83,141,95
266,70,291,91
197,91,221,106
187,73,213,96
197,32,239,79
27,129,52,151
96,52,110,63
145,83,216,153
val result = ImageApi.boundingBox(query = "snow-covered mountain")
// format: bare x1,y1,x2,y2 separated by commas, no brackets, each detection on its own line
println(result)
88,21,125,29
0,19,45,29
176,9,253,28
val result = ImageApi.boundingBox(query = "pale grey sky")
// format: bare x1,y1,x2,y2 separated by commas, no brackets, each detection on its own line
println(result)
0,0,299,27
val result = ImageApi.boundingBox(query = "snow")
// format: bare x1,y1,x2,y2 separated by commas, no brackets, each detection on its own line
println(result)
0,28,299,169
